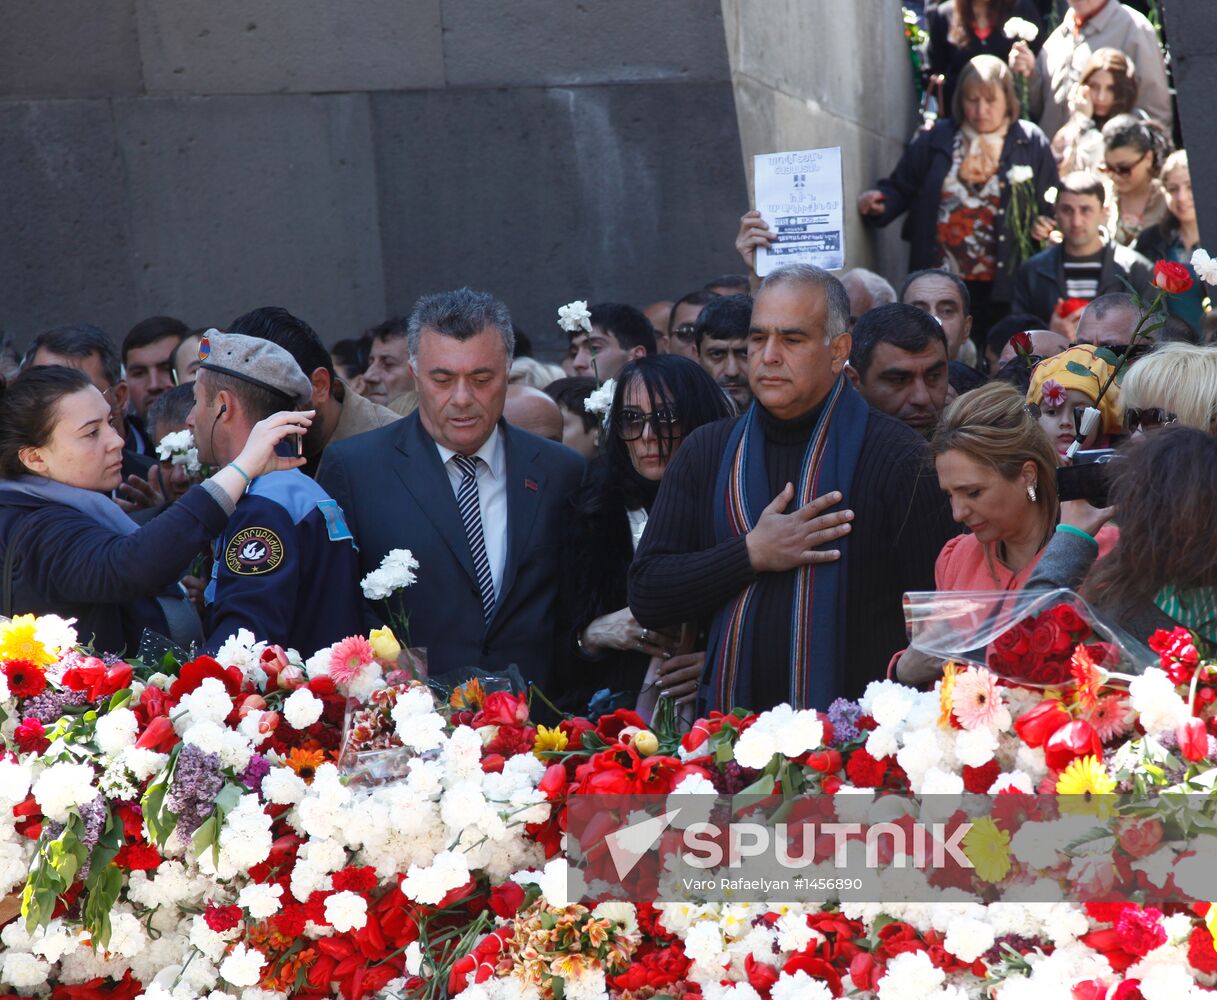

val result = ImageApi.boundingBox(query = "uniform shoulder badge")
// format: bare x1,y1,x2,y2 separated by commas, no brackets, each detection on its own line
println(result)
225,526,285,575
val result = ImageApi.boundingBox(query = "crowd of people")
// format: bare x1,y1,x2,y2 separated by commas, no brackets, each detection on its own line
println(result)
0,0,1210,722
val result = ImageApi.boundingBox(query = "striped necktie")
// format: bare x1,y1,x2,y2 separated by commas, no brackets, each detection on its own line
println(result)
452,454,496,622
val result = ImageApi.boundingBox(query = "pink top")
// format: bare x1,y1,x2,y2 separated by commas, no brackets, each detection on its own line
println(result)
935,526,1118,592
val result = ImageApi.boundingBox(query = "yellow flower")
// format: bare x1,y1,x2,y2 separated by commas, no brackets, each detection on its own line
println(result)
0,615,54,667
1056,754,1118,818
938,661,958,729
1206,902,1217,947
631,730,659,756
961,816,1012,883
534,725,569,758
368,627,401,664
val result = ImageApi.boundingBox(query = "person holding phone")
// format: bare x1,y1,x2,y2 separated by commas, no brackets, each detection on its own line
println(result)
188,331,364,654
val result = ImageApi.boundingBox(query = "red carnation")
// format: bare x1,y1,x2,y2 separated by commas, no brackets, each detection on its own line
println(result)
13,717,50,753
962,759,1000,794
845,747,888,788
203,903,242,933
1153,259,1194,295
115,843,163,870
1188,925,1217,975
331,865,378,893
1115,906,1167,958
272,903,307,937
3,660,47,699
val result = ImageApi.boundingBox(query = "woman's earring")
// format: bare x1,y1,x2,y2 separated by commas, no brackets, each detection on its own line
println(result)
1027,483,1038,503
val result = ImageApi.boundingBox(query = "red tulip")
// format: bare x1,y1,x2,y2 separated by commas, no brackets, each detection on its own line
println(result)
1153,259,1194,295
1014,699,1071,748
134,715,177,752
1044,719,1102,772
1177,716,1209,762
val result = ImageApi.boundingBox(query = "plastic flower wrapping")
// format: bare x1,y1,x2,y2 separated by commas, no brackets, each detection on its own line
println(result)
2,599,1217,1000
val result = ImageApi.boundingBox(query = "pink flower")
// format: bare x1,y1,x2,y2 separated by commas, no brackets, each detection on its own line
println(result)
950,667,1005,730
1041,379,1067,408
328,635,375,684
1089,694,1132,742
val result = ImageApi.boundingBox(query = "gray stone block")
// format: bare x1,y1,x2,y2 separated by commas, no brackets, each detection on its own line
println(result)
0,101,138,346
372,82,748,358
135,0,444,95
440,0,731,88
1165,0,1215,247
0,1,143,99
112,94,386,341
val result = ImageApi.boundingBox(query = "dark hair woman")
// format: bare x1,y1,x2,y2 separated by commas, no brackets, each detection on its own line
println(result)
858,55,1059,348
1101,113,1172,247
0,365,311,653
1025,428,1217,649
559,355,735,718
928,0,1045,116
1052,48,1140,175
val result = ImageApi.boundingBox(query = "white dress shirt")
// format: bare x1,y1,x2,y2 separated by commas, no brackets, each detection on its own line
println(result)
436,428,508,600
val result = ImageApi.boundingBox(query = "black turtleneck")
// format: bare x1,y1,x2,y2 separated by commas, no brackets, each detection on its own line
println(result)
628,401,959,709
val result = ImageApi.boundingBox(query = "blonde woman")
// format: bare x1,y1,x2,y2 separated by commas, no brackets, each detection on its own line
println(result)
1120,342,1217,435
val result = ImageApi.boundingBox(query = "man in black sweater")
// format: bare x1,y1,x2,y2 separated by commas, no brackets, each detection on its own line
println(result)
628,264,957,712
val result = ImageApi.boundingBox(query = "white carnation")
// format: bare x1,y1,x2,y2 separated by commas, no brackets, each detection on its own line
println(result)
33,761,98,823
583,379,616,418
94,707,140,756
0,951,51,989
324,891,368,933
943,916,995,963
360,549,419,601
33,614,79,657
557,299,593,335
238,882,284,919
261,767,307,806
1191,248,1217,286
1003,16,1039,42
877,950,945,1000
773,971,833,1000
283,688,324,730
954,727,998,768
1129,668,1191,736
401,849,471,905
219,943,266,988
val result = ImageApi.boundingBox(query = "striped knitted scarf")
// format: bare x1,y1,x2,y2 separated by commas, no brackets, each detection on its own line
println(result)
702,376,867,712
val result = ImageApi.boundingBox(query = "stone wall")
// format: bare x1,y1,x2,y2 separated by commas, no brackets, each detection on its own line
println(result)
1163,0,1213,251
0,1,749,356
720,0,920,285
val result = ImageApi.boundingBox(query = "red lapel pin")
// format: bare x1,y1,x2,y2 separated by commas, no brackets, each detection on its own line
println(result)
525,478,539,492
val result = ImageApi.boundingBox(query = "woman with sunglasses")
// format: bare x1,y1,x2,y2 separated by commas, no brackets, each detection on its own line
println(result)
1100,114,1172,247
1025,344,1123,461
1120,342,1217,436
559,355,735,718
1134,151,1210,335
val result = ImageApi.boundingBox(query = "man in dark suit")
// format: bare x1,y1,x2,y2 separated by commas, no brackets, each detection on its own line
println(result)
317,288,585,689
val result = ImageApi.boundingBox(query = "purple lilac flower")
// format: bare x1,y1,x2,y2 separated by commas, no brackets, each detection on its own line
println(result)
76,797,108,880
827,698,863,746
22,688,89,725
166,744,224,839
241,753,271,795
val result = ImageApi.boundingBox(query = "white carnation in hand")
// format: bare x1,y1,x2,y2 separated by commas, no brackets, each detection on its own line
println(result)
361,548,420,601
156,429,203,475
557,299,593,334
283,688,324,730
1191,248,1217,285
1003,16,1039,42
1006,165,1034,185
583,379,616,418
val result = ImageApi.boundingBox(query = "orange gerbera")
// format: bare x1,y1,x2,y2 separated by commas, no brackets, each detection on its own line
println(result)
450,677,486,711
285,747,328,783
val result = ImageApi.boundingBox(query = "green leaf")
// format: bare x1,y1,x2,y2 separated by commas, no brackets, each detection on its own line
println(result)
1094,347,1121,367
107,689,132,713
82,863,123,950
739,773,776,797
141,780,178,846
1065,361,1095,379
192,814,221,864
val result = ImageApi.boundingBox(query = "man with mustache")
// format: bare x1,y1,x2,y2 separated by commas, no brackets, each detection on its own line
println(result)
694,294,752,411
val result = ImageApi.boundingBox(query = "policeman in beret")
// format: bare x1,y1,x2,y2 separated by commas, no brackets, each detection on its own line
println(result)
187,330,364,653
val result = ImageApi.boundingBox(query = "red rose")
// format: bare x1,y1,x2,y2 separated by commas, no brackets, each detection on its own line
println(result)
168,655,242,699
482,724,537,758
1044,719,1103,772
1116,818,1164,860
595,708,648,744
1049,604,1088,635
1030,619,1064,657
13,717,50,754
488,881,526,919
1009,330,1034,358
62,659,132,701
203,903,242,933
1153,259,1194,295
3,660,47,699
962,760,1000,794
1188,925,1217,975
1177,717,1209,762
471,691,530,728
845,747,888,788
1013,699,1071,748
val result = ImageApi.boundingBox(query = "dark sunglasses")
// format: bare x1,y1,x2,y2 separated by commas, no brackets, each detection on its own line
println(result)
1125,407,1177,433
671,323,698,344
616,406,680,441
1100,151,1149,178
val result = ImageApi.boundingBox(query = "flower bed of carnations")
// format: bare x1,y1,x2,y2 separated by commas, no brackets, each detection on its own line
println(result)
1,614,1217,1000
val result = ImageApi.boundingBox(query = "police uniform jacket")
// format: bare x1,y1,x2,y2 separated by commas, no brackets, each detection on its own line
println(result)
204,469,363,655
